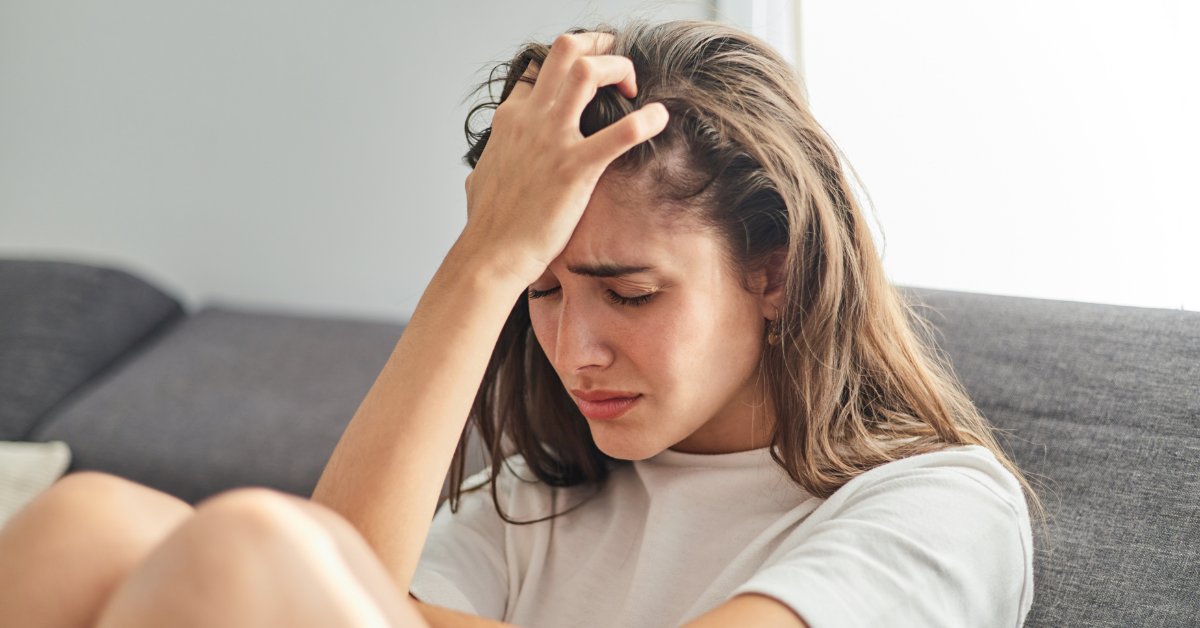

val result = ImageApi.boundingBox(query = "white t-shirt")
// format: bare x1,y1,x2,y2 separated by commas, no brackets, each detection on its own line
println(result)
409,443,1034,627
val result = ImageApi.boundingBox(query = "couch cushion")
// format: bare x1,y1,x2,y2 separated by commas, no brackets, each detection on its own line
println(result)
899,286,1199,628
30,306,408,504
0,259,184,440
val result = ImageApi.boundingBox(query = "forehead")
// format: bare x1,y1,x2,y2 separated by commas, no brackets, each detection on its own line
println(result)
556,172,716,270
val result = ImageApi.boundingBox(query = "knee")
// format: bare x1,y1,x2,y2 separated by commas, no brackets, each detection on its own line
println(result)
196,485,301,512
34,471,188,514
18,471,135,519
193,489,382,582
96,488,397,627
189,487,336,554
0,473,195,628
125,488,346,604
86,488,319,611
194,486,311,529
4,471,192,544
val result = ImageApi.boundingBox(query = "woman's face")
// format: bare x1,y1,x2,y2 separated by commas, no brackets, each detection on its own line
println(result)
528,172,780,459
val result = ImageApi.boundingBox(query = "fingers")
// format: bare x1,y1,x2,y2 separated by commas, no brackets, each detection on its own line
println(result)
550,55,636,124
493,31,666,183
530,32,615,105
578,102,669,170
508,59,539,102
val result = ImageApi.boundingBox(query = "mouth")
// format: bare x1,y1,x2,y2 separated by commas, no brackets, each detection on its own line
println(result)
569,389,642,421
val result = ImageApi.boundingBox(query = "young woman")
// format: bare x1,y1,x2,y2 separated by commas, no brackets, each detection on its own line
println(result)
0,20,1043,628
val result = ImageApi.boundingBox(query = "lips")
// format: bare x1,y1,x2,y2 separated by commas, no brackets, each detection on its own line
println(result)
569,389,642,421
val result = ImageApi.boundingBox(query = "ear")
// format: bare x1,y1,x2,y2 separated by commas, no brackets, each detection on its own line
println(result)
750,248,787,320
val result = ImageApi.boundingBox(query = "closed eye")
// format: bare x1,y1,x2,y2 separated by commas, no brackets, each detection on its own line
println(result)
604,290,653,307
527,286,655,307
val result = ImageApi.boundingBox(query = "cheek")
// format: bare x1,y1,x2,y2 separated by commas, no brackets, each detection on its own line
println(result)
662,293,762,385
529,306,556,355
628,303,713,386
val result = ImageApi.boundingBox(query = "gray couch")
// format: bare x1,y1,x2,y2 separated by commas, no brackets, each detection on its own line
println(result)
1,258,1196,626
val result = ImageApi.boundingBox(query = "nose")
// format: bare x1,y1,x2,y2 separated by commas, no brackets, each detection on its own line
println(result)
553,292,615,373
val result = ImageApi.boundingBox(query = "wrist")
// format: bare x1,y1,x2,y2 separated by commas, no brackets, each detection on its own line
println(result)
445,228,540,292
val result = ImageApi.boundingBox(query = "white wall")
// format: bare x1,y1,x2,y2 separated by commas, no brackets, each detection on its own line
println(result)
5,1,1194,318
800,1,1199,311
714,0,798,67
0,0,710,321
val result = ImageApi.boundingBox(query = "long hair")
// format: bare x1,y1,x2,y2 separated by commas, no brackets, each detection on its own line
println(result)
447,20,1047,530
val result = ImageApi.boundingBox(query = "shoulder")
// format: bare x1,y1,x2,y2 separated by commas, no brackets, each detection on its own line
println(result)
827,444,1029,518
818,444,1035,607
809,443,1035,592
732,444,1035,626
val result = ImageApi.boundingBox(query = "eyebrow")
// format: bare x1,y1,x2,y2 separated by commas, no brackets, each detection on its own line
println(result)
566,263,656,278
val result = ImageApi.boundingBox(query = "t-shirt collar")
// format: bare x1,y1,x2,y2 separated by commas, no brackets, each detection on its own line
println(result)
640,445,776,469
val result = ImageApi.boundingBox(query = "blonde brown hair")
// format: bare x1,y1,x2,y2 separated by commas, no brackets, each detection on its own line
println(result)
448,20,1047,531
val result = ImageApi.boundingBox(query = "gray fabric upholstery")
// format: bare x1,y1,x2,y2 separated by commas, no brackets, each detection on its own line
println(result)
0,259,183,440
31,307,405,504
898,286,1199,628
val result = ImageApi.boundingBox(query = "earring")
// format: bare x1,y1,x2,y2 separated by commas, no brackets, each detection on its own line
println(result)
765,317,782,346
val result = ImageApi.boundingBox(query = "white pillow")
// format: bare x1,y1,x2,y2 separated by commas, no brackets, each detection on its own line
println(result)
0,440,71,529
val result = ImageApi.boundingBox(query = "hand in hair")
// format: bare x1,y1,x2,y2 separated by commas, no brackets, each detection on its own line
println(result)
460,31,669,287
311,30,667,604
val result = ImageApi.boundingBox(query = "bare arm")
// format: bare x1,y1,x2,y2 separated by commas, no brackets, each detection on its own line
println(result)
409,595,518,628
309,30,669,597
682,593,809,628
310,241,523,594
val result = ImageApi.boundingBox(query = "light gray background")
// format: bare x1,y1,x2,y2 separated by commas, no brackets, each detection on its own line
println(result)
0,0,711,321
3,1,1194,319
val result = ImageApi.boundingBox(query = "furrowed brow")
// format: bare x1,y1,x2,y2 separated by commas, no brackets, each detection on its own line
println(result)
566,263,656,278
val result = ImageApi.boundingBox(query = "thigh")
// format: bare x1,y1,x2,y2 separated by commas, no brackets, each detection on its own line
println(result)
0,471,193,628
94,487,428,628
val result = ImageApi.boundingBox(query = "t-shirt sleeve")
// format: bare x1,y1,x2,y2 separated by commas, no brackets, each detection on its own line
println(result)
408,466,509,620
730,446,1034,628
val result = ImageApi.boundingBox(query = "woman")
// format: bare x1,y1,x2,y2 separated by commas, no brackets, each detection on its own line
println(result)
0,20,1043,627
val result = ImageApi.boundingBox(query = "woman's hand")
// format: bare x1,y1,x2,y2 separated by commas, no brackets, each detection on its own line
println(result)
458,32,670,288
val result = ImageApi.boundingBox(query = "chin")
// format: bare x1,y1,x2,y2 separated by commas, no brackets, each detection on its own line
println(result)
588,426,666,462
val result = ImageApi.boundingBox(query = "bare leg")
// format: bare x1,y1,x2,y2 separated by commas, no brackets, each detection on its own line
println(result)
94,487,428,627
0,471,193,628
266,491,423,612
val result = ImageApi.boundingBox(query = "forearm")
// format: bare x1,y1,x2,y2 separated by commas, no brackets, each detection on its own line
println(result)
311,234,524,594
311,27,665,601
411,598,518,628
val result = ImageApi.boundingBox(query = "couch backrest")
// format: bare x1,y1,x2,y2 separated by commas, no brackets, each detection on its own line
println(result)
0,259,184,440
900,286,1199,627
